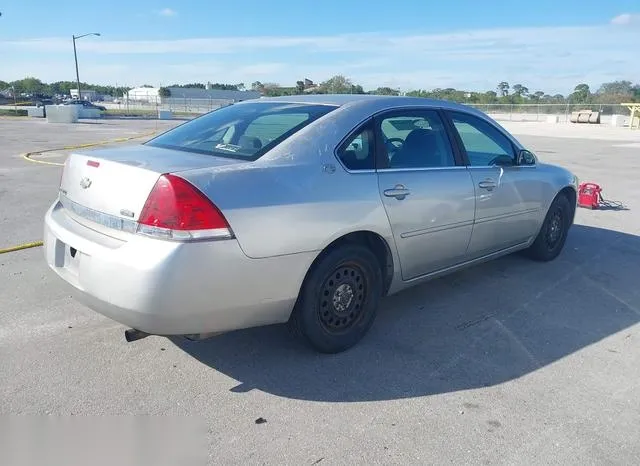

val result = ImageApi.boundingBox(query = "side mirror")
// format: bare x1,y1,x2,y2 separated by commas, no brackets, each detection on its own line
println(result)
517,149,536,166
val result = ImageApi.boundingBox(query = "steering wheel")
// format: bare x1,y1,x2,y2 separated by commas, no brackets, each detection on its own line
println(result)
386,137,404,154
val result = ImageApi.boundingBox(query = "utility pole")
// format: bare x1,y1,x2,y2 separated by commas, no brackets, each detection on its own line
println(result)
72,32,100,100
73,36,81,100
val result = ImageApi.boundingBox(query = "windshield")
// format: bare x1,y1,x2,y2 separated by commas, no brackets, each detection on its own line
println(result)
145,101,338,161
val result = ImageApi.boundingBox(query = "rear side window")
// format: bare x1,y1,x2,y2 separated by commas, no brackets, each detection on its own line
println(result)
146,102,337,161
336,123,375,170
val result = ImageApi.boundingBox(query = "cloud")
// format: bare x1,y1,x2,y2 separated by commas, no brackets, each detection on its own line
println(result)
1,21,639,94
157,8,177,17
611,13,640,25
0,26,627,57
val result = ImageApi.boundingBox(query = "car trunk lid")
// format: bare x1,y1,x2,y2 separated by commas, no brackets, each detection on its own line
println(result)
59,144,243,232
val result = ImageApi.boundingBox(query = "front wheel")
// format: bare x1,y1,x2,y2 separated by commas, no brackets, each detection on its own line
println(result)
289,244,383,353
524,194,572,262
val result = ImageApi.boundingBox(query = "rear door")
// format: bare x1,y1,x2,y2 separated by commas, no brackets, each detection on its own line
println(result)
374,108,476,281
444,110,543,258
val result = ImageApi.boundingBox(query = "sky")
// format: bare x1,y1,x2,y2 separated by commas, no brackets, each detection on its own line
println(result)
1,1,639,94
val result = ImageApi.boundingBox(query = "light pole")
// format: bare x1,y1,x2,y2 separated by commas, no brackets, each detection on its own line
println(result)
72,32,100,101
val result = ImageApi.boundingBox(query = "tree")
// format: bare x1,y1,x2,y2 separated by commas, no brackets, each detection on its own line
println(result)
251,81,263,92
497,81,510,97
295,80,305,94
260,82,283,96
481,91,498,104
597,80,633,96
571,83,591,103
11,77,46,95
530,91,545,102
318,75,364,94
210,83,239,90
159,87,171,97
512,84,529,97
370,87,400,96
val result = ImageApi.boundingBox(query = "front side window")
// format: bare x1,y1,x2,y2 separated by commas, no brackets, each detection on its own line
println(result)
378,110,455,169
146,102,337,161
449,112,515,167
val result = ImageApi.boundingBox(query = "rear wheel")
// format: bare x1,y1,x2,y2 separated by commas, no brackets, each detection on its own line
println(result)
289,244,382,353
524,193,571,262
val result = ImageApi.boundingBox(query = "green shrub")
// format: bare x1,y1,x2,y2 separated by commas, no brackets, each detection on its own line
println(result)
0,109,28,116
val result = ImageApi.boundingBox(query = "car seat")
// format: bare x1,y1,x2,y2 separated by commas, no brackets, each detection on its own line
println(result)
391,129,442,168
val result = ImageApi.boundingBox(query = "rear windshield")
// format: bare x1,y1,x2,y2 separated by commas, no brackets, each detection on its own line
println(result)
145,102,338,161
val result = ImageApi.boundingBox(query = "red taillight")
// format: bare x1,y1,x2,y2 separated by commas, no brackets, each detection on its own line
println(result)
138,174,232,240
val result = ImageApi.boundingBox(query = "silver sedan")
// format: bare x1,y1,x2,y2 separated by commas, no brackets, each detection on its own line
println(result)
43,95,578,353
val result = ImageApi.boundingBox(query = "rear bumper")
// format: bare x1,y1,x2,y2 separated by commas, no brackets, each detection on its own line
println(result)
43,200,316,335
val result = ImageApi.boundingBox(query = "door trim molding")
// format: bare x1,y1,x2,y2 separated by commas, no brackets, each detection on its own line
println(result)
400,219,474,238
474,207,540,224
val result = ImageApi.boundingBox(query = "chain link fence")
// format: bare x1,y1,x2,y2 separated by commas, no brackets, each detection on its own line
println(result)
102,96,234,118
465,103,632,125
96,98,635,127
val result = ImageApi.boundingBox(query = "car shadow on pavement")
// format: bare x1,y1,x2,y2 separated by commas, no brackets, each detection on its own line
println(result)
172,224,640,402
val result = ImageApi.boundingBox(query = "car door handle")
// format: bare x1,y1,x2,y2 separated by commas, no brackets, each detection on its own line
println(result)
478,180,496,190
384,185,411,200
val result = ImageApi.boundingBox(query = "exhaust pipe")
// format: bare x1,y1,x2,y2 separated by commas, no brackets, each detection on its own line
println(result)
124,328,150,342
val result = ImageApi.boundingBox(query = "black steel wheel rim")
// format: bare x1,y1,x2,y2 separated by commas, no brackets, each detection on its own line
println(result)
545,207,564,250
318,263,367,333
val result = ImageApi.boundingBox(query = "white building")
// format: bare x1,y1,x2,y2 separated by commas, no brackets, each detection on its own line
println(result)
125,87,161,103
122,86,261,113
70,89,98,101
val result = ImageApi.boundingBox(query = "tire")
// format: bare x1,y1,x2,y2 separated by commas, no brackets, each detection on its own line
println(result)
524,194,572,262
289,243,383,353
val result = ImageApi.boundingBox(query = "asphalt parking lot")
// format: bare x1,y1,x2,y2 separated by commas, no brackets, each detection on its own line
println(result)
1,117,639,465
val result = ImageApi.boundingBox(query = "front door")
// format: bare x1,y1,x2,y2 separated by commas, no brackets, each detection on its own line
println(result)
375,109,476,281
445,111,543,258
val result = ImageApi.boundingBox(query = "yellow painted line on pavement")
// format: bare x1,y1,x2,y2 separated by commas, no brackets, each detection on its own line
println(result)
21,130,158,167
0,241,44,255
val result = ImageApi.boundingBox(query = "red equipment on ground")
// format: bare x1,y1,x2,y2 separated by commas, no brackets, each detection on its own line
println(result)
577,182,602,209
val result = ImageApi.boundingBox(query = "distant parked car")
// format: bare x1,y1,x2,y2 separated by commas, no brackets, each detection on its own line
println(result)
63,100,106,111
43,95,578,353
35,98,54,108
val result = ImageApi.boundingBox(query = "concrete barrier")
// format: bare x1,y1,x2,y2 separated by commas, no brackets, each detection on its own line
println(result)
45,105,79,123
610,115,626,127
570,110,601,124
27,107,44,118
546,115,559,124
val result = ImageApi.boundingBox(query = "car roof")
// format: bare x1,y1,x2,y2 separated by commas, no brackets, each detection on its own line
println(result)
248,93,480,114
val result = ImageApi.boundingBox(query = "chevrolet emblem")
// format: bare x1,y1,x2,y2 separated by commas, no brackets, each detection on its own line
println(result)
80,177,92,189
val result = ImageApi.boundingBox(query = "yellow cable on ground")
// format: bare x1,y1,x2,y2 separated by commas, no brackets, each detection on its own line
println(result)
0,241,44,255
21,130,158,167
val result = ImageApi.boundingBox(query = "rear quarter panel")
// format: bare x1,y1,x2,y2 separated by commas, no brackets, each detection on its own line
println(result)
180,104,396,260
